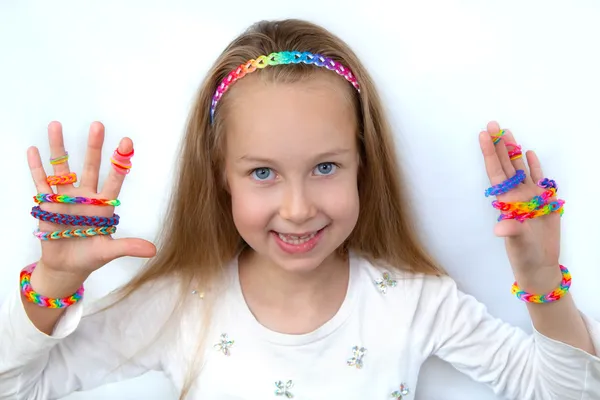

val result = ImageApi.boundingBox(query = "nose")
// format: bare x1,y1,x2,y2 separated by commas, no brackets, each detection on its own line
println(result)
279,183,317,224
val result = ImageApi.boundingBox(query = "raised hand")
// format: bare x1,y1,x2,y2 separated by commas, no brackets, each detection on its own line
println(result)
28,121,156,281
479,121,561,275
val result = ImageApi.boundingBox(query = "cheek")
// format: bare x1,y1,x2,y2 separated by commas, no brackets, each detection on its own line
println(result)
229,179,276,234
315,177,360,225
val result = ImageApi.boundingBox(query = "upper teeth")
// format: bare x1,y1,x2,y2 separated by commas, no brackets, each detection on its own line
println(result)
278,232,317,244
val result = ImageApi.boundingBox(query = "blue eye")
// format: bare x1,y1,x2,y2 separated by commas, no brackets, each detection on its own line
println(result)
314,162,337,176
251,167,274,181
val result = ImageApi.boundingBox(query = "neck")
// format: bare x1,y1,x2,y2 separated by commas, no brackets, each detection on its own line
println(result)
238,248,350,334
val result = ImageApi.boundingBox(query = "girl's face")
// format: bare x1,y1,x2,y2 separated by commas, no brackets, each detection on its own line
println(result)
224,72,360,273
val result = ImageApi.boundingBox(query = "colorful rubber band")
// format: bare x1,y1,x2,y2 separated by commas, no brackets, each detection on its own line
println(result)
110,148,134,175
33,193,120,207
46,173,78,186
33,226,117,240
512,265,571,303
31,206,120,227
505,142,523,161
491,129,505,145
210,51,360,123
50,152,69,165
485,169,526,197
492,176,565,222
20,263,84,308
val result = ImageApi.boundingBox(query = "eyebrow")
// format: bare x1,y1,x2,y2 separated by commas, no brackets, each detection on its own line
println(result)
237,148,353,164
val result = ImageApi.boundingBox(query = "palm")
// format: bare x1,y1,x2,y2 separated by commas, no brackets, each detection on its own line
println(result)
28,121,156,276
480,121,561,272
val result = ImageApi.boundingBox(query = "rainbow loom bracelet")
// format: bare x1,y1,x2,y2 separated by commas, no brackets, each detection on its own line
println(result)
511,265,571,303
34,193,121,207
20,263,84,308
210,51,360,122
46,173,78,186
31,206,120,227
49,152,69,165
33,226,117,240
496,200,565,222
485,169,526,197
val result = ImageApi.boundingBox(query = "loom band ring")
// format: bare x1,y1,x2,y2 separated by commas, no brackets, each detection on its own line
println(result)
110,149,133,164
46,172,78,186
110,158,132,169
49,152,69,165
491,129,506,145
110,159,131,175
112,151,134,163
538,178,558,190
509,153,523,161
115,148,134,158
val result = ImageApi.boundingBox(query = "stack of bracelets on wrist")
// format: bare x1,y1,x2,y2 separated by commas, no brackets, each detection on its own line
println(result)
23,148,134,308
484,134,569,304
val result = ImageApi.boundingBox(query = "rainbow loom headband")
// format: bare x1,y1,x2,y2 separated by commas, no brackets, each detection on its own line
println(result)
210,51,360,123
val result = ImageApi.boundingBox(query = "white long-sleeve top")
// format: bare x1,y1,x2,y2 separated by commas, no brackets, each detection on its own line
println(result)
1,254,599,399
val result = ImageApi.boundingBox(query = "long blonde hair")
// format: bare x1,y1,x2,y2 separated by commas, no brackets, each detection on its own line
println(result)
108,18,446,398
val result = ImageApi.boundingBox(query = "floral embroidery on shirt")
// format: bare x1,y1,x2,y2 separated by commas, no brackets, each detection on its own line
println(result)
374,272,397,294
391,383,410,399
347,346,367,369
274,380,294,398
214,333,234,356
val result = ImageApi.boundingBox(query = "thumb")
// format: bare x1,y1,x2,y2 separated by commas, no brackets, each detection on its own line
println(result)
106,237,157,261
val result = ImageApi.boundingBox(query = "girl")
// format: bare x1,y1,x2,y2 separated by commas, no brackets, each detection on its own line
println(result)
1,19,599,400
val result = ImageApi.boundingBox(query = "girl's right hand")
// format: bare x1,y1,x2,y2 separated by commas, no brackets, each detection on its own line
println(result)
28,121,157,284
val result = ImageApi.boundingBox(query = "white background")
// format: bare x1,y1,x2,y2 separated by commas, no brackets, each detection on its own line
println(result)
1,0,599,399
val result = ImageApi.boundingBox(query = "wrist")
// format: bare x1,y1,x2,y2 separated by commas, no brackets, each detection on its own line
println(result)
513,264,564,295
29,261,88,299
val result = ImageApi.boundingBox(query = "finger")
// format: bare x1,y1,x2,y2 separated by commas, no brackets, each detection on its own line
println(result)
479,130,507,185
526,150,544,184
79,122,105,192
101,137,134,199
102,238,157,263
494,136,517,178
499,128,533,185
48,121,74,192
27,146,53,194
486,121,515,175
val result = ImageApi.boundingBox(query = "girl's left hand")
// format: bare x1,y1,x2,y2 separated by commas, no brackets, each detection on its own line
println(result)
479,121,561,275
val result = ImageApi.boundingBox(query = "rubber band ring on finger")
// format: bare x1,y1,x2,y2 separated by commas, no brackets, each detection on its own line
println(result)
505,142,523,161
110,148,133,175
50,152,69,165
46,173,78,186
491,129,505,145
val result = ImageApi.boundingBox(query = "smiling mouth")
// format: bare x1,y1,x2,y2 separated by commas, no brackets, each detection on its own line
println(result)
274,227,326,245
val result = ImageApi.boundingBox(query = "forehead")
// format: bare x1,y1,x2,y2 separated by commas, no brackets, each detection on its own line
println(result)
223,71,358,160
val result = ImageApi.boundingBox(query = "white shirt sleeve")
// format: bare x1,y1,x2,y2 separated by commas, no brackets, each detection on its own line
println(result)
413,275,600,399
0,277,179,400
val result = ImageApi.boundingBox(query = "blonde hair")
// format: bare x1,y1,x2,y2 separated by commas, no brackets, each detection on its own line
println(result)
106,18,447,399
